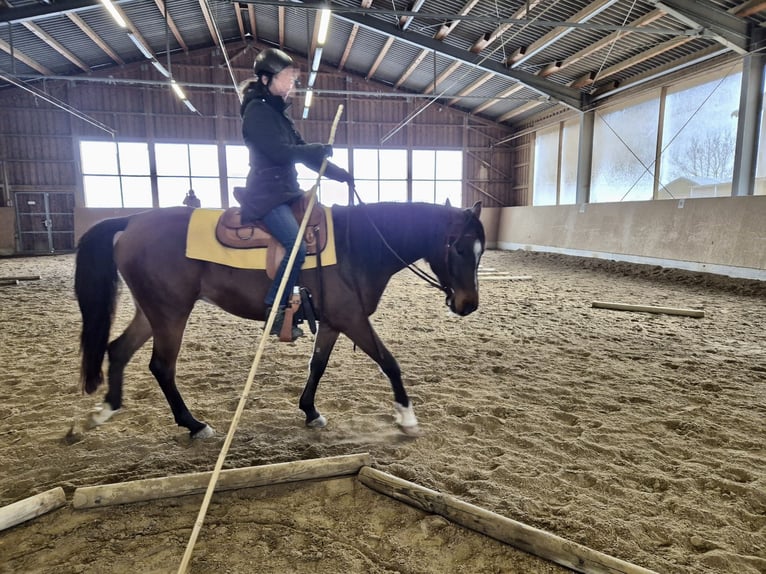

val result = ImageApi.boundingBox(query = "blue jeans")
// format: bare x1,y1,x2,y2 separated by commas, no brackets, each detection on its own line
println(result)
262,203,306,307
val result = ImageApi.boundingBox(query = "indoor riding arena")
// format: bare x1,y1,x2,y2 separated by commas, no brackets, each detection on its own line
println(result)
0,1,764,573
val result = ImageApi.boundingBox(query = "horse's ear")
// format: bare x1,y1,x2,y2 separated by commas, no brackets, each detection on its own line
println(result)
468,201,481,219
445,198,452,208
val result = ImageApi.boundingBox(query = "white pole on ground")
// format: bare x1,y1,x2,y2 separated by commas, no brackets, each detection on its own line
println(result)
177,105,345,574
0,487,66,532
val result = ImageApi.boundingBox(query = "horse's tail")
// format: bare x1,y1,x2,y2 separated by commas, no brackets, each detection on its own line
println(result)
74,217,131,394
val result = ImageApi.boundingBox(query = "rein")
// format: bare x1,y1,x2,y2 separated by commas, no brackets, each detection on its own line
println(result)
348,185,454,301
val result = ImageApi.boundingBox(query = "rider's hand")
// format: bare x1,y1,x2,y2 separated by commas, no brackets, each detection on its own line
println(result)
322,144,333,158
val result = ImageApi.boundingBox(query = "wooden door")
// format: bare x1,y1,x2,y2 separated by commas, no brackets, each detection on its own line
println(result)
14,192,75,253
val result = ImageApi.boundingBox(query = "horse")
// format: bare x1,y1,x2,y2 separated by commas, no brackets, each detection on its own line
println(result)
74,200,485,438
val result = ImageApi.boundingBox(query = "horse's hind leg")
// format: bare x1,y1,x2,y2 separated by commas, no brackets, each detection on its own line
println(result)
299,324,340,427
92,308,152,426
342,319,420,435
149,321,213,439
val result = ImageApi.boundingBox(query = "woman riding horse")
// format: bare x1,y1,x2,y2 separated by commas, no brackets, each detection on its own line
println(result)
239,48,352,340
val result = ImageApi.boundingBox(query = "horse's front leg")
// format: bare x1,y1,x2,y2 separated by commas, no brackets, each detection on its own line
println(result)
299,324,340,428
344,319,420,436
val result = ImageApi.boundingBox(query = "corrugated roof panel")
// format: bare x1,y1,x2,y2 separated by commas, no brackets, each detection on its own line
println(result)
252,4,280,47
2,23,74,73
319,18,357,65
282,6,312,54
28,15,116,70
340,26,400,77
369,42,426,87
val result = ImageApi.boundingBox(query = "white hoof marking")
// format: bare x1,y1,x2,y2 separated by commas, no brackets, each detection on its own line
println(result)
393,403,419,430
307,415,327,428
192,424,215,439
90,403,120,426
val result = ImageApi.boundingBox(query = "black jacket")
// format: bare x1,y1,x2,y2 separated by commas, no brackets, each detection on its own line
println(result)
239,81,348,221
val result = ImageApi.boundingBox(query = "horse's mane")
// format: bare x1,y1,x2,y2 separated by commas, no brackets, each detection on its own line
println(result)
331,202,453,266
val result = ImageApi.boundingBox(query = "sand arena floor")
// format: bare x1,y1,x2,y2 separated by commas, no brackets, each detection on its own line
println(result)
0,250,764,573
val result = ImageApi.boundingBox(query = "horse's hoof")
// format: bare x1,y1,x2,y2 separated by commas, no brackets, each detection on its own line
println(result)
90,403,120,426
306,415,327,429
191,424,215,439
399,424,423,437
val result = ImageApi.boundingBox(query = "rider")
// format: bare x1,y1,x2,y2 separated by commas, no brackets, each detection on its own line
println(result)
238,47,353,341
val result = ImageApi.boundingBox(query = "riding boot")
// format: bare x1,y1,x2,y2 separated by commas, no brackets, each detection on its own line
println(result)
265,306,303,341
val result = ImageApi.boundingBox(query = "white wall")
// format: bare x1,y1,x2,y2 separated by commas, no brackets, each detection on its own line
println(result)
483,196,766,280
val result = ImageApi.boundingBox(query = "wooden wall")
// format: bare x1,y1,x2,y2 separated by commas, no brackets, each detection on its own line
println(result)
0,43,516,254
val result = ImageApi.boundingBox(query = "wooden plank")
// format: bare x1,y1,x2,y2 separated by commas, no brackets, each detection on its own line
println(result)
73,453,370,509
0,487,66,532
592,301,704,318
359,467,658,574
479,275,533,281
0,275,41,281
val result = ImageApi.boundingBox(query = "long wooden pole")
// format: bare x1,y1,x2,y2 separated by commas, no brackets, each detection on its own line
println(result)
359,467,658,574
0,487,66,532
177,105,345,574
73,454,369,509
592,301,704,318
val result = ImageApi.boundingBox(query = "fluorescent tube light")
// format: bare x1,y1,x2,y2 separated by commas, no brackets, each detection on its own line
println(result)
171,80,186,100
304,89,313,108
100,0,127,28
183,99,198,113
127,32,153,60
311,47,323,72
317,9,331,45
150,59,171,78
308,71,317,87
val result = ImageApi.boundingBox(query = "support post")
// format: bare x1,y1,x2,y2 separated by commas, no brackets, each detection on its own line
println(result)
576,110,594,204
732,52,765,196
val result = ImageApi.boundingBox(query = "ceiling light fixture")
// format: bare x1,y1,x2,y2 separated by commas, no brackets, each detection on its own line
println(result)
317,9,331,45
150,59,172,78
127,32,153,60
171,80,186,100
100,0,127,28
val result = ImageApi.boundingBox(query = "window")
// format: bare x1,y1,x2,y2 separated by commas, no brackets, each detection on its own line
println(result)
353,148,408,203
411,149,462,206
226,144,249,207
297,148,350,206
155,143,221,208
532,126,558,206
80,141,151,207
660,70,741,199
591,94,660,203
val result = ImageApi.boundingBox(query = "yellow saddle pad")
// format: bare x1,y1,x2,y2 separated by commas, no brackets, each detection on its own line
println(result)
185,207,337,270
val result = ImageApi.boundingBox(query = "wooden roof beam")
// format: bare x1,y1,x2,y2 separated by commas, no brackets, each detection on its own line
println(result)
339,0,372,71
496,101,543,123
0,37,52,75
469,0,544,54
471,84,523,115
446,71,492,105
510,0,622,68
152,0,188,52
22,21,90,72
423,60,460,94
66,12,124,65
366,36,394,80
393,49,428,88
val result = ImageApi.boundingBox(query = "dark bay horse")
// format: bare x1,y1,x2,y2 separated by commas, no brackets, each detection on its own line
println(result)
74,201,485,438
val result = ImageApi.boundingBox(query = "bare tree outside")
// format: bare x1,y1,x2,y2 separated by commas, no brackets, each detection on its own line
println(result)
668,129,736,180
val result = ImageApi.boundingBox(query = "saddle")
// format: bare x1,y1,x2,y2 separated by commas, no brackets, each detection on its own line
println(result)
215,189,328,279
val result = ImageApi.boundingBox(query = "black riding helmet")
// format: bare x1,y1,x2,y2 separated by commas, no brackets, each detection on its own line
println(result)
253,48,294,78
